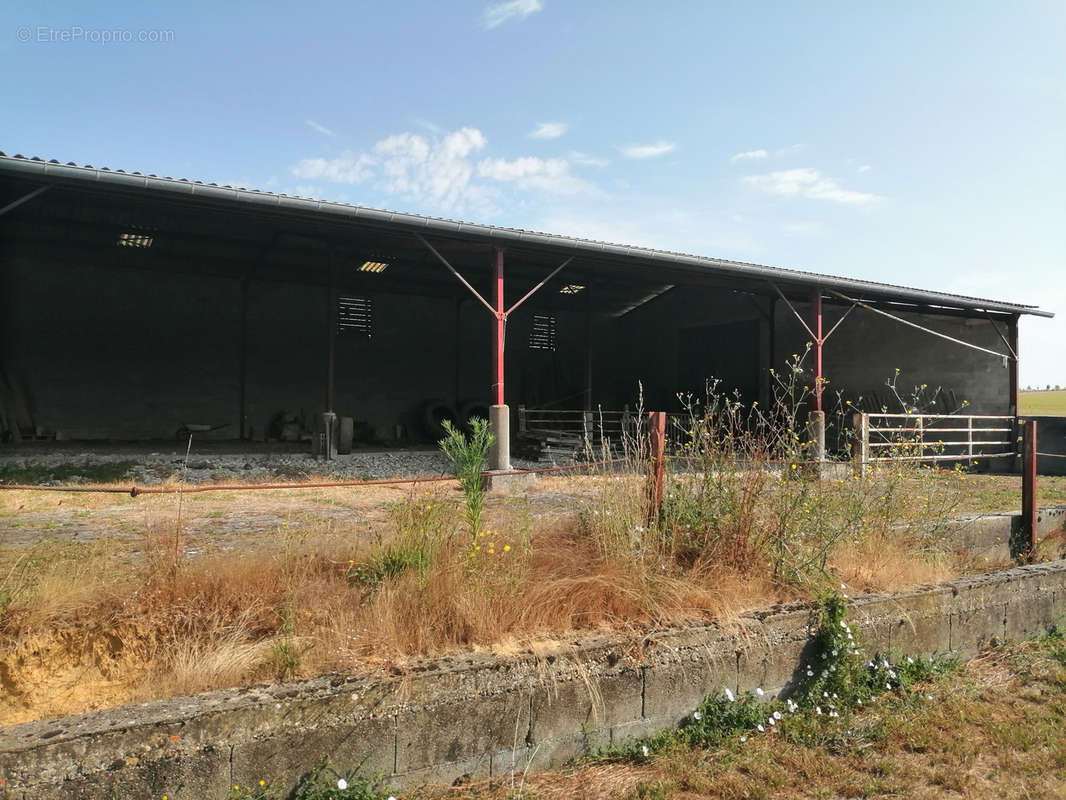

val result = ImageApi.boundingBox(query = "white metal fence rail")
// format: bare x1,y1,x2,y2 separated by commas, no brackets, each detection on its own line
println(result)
853,412,1016,469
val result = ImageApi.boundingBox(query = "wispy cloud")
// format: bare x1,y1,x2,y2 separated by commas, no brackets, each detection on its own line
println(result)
568,150,608,167
305,119,336,137
744,168,882,206
478,156,594,195
775,143,804,156
292,152,375,183
291,125,599,214
483,0,543,29
730,149,768,163
529,121,568,139
619,140,676,159
857,164,872,173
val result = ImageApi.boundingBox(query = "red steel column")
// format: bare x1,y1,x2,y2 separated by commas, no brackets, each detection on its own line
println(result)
811,288,824,412
493,248,505,406
1022,419,1038,559
1008,314,1020,416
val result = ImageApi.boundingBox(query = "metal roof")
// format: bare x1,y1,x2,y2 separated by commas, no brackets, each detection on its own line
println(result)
0,151,1052,318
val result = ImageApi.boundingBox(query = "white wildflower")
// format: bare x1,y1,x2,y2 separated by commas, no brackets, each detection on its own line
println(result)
768,717,776,726
724,688,735,702
641,745,649,757
757,724,765,732
755,687,765,697
693,710,702,721
773,711,782,720
336,779,348,791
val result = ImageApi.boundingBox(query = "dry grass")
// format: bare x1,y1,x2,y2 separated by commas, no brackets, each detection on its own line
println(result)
0,464,1046,725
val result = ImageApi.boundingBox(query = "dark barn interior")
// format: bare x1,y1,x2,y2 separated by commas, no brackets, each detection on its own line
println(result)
0,153,1051,456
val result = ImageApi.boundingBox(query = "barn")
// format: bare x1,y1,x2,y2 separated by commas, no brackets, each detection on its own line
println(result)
0,152,1051,468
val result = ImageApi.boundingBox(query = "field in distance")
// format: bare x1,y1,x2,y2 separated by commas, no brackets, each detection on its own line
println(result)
1020,390,1066,416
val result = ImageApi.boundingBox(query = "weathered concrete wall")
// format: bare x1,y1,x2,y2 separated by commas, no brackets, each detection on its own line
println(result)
3,560,1065,799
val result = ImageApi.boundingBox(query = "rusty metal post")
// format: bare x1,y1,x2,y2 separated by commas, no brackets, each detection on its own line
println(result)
647,411,667,524
1022,419,1038,559
811,288,823,413
493,248,505,407
488,248,510,471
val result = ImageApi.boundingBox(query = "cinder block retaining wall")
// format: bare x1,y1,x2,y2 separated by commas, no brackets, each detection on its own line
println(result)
3,560,1066,799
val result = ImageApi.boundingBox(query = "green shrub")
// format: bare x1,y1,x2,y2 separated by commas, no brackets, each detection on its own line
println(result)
439,417,494,540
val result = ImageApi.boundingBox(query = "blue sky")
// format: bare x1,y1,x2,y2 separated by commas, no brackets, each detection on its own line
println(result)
5,1,1064,385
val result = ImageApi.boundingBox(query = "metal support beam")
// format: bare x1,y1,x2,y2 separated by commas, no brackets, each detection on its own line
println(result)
506,257,573,316
0,185,50,217
326,249,337,413
416,234,496,315
811,289,824,412
493,248,505,406
826,289,1013,361
1008,315,1019,417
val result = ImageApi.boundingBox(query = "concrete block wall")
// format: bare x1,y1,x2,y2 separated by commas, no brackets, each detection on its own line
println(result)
3,560,1066,799
773,301,1011,415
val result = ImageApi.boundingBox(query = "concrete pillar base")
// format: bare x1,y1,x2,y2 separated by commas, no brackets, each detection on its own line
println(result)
488,404,511,471
483,469,537,493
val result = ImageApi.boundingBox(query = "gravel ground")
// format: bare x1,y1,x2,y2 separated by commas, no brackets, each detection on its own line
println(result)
0,445,551,485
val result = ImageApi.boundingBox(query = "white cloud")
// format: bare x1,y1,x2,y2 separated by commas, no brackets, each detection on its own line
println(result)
858,164,872,173
374,127,489,210
730,149,768,163
775,143,805,156
291,126,599,214
477,156,594,195
619,141,676,159
483,0,543,29
743,168,883,206
568,150,608,167
529,121,568,139
305,119,336,137
292,152,375,183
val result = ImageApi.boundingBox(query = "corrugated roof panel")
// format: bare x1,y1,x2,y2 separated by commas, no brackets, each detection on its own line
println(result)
0,150,1051,318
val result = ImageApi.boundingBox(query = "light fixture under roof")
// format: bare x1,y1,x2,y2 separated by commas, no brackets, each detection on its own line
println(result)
559,284,585,294
116,230,153,248
358,260,389,273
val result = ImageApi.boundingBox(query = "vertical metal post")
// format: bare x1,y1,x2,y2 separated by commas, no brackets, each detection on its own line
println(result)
488,248,511,471
811,288,823,412
326,253,337,414
1007,315,1020,417
584,286,593,412
1008,314,1020,473
647,411,667,524
493,248,505,407
238,274,249,440
1022,419,1038,559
